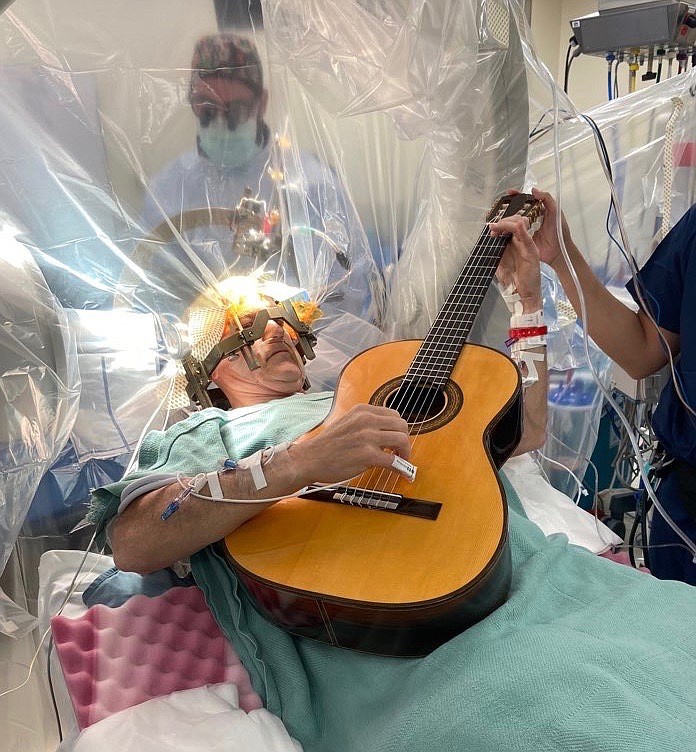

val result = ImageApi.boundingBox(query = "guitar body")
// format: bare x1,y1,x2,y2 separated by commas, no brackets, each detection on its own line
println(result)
219,340,522,657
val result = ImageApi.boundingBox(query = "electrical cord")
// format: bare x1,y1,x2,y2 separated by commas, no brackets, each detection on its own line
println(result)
547,70,696,561
47,636,63,742
564,37,581,95
640,489,653,569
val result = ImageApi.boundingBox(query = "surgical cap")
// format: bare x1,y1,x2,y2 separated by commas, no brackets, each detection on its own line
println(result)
189,32,264,99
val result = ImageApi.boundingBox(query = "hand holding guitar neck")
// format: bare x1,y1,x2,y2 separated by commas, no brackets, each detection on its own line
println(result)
489,213,543,314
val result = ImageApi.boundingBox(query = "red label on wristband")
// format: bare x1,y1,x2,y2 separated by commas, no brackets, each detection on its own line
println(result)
508,326,548,340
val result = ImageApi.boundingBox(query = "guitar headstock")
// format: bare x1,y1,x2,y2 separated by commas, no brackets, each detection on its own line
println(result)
486,192,543,233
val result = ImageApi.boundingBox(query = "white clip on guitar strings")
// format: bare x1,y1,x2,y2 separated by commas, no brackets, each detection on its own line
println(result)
391,455,417,482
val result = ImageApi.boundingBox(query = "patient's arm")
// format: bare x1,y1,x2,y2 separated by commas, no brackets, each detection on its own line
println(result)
111,403,410,573
512,344,547,455
489,213,548,456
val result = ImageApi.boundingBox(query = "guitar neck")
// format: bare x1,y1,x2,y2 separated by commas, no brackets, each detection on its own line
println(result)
405,227,509,388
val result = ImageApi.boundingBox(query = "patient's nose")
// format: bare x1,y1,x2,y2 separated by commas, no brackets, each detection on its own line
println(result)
263,319,285,338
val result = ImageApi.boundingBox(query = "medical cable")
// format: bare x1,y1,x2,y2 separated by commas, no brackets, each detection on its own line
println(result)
564,37,580,95
533,443,633,554
549,81,696,561
534,450,588,505
606,54,615,101
580,111,696,423
172,469,359,510
122,356,178,478
627,489,652,569
292,224,351,270
47,636,63,742
538,429,602,511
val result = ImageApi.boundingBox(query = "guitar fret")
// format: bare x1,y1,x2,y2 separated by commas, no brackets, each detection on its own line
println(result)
407,368,457,375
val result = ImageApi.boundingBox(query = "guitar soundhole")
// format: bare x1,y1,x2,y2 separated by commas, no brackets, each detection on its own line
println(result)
371,378,464,434
385,384,447,425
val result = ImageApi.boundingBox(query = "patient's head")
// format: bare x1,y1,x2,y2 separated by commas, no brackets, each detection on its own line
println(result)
211,279,306,406
186,276,321,409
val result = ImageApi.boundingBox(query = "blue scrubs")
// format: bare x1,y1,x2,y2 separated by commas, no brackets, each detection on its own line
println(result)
627,205,696,582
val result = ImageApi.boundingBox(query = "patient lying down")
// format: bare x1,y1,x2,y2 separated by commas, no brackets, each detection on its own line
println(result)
85,228,696,752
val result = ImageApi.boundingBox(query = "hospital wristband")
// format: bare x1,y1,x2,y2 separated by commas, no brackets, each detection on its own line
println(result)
510,310,545,328
507,326,548,348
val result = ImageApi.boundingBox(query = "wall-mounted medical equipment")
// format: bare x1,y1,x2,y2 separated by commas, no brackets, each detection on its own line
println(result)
567,1,696,97
571,1,696,56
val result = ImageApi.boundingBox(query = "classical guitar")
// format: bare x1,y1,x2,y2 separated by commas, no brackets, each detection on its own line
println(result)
219,193,542,657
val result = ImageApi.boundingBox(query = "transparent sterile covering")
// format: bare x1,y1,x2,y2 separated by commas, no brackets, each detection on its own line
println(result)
0,222,80,578
1,0,695,746
0,0,537,555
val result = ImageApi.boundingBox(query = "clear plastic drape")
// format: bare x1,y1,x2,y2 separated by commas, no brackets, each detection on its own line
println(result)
0,224,80,574
0,0,692,579
2,0,696,749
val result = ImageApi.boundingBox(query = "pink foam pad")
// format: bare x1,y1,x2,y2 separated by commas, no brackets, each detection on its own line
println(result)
51,585,263,729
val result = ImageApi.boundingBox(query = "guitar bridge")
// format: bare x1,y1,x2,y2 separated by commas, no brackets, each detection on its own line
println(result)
303,485,441,521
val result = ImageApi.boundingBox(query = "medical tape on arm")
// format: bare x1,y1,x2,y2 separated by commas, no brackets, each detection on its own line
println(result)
160,443,309,521
510,347,546,386
235,442,292,491
497,281,524,315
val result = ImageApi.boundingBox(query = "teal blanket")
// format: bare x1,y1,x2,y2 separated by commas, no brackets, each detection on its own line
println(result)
194,488,696,751
91,393,696,751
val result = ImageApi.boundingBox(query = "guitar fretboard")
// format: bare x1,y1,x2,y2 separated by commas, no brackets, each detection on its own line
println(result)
404,229,509,389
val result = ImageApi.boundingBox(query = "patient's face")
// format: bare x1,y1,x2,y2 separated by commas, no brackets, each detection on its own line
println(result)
211,314,306,407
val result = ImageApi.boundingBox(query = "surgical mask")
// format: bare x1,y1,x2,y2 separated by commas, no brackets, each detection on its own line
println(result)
198,118,262,169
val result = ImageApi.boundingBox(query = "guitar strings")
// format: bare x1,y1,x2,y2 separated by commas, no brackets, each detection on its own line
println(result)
347,221,510,502
388,201,539,497
345,215,514,504
381,226,511,497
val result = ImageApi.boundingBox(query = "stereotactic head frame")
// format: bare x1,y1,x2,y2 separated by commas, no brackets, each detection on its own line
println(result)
181,298,318,409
